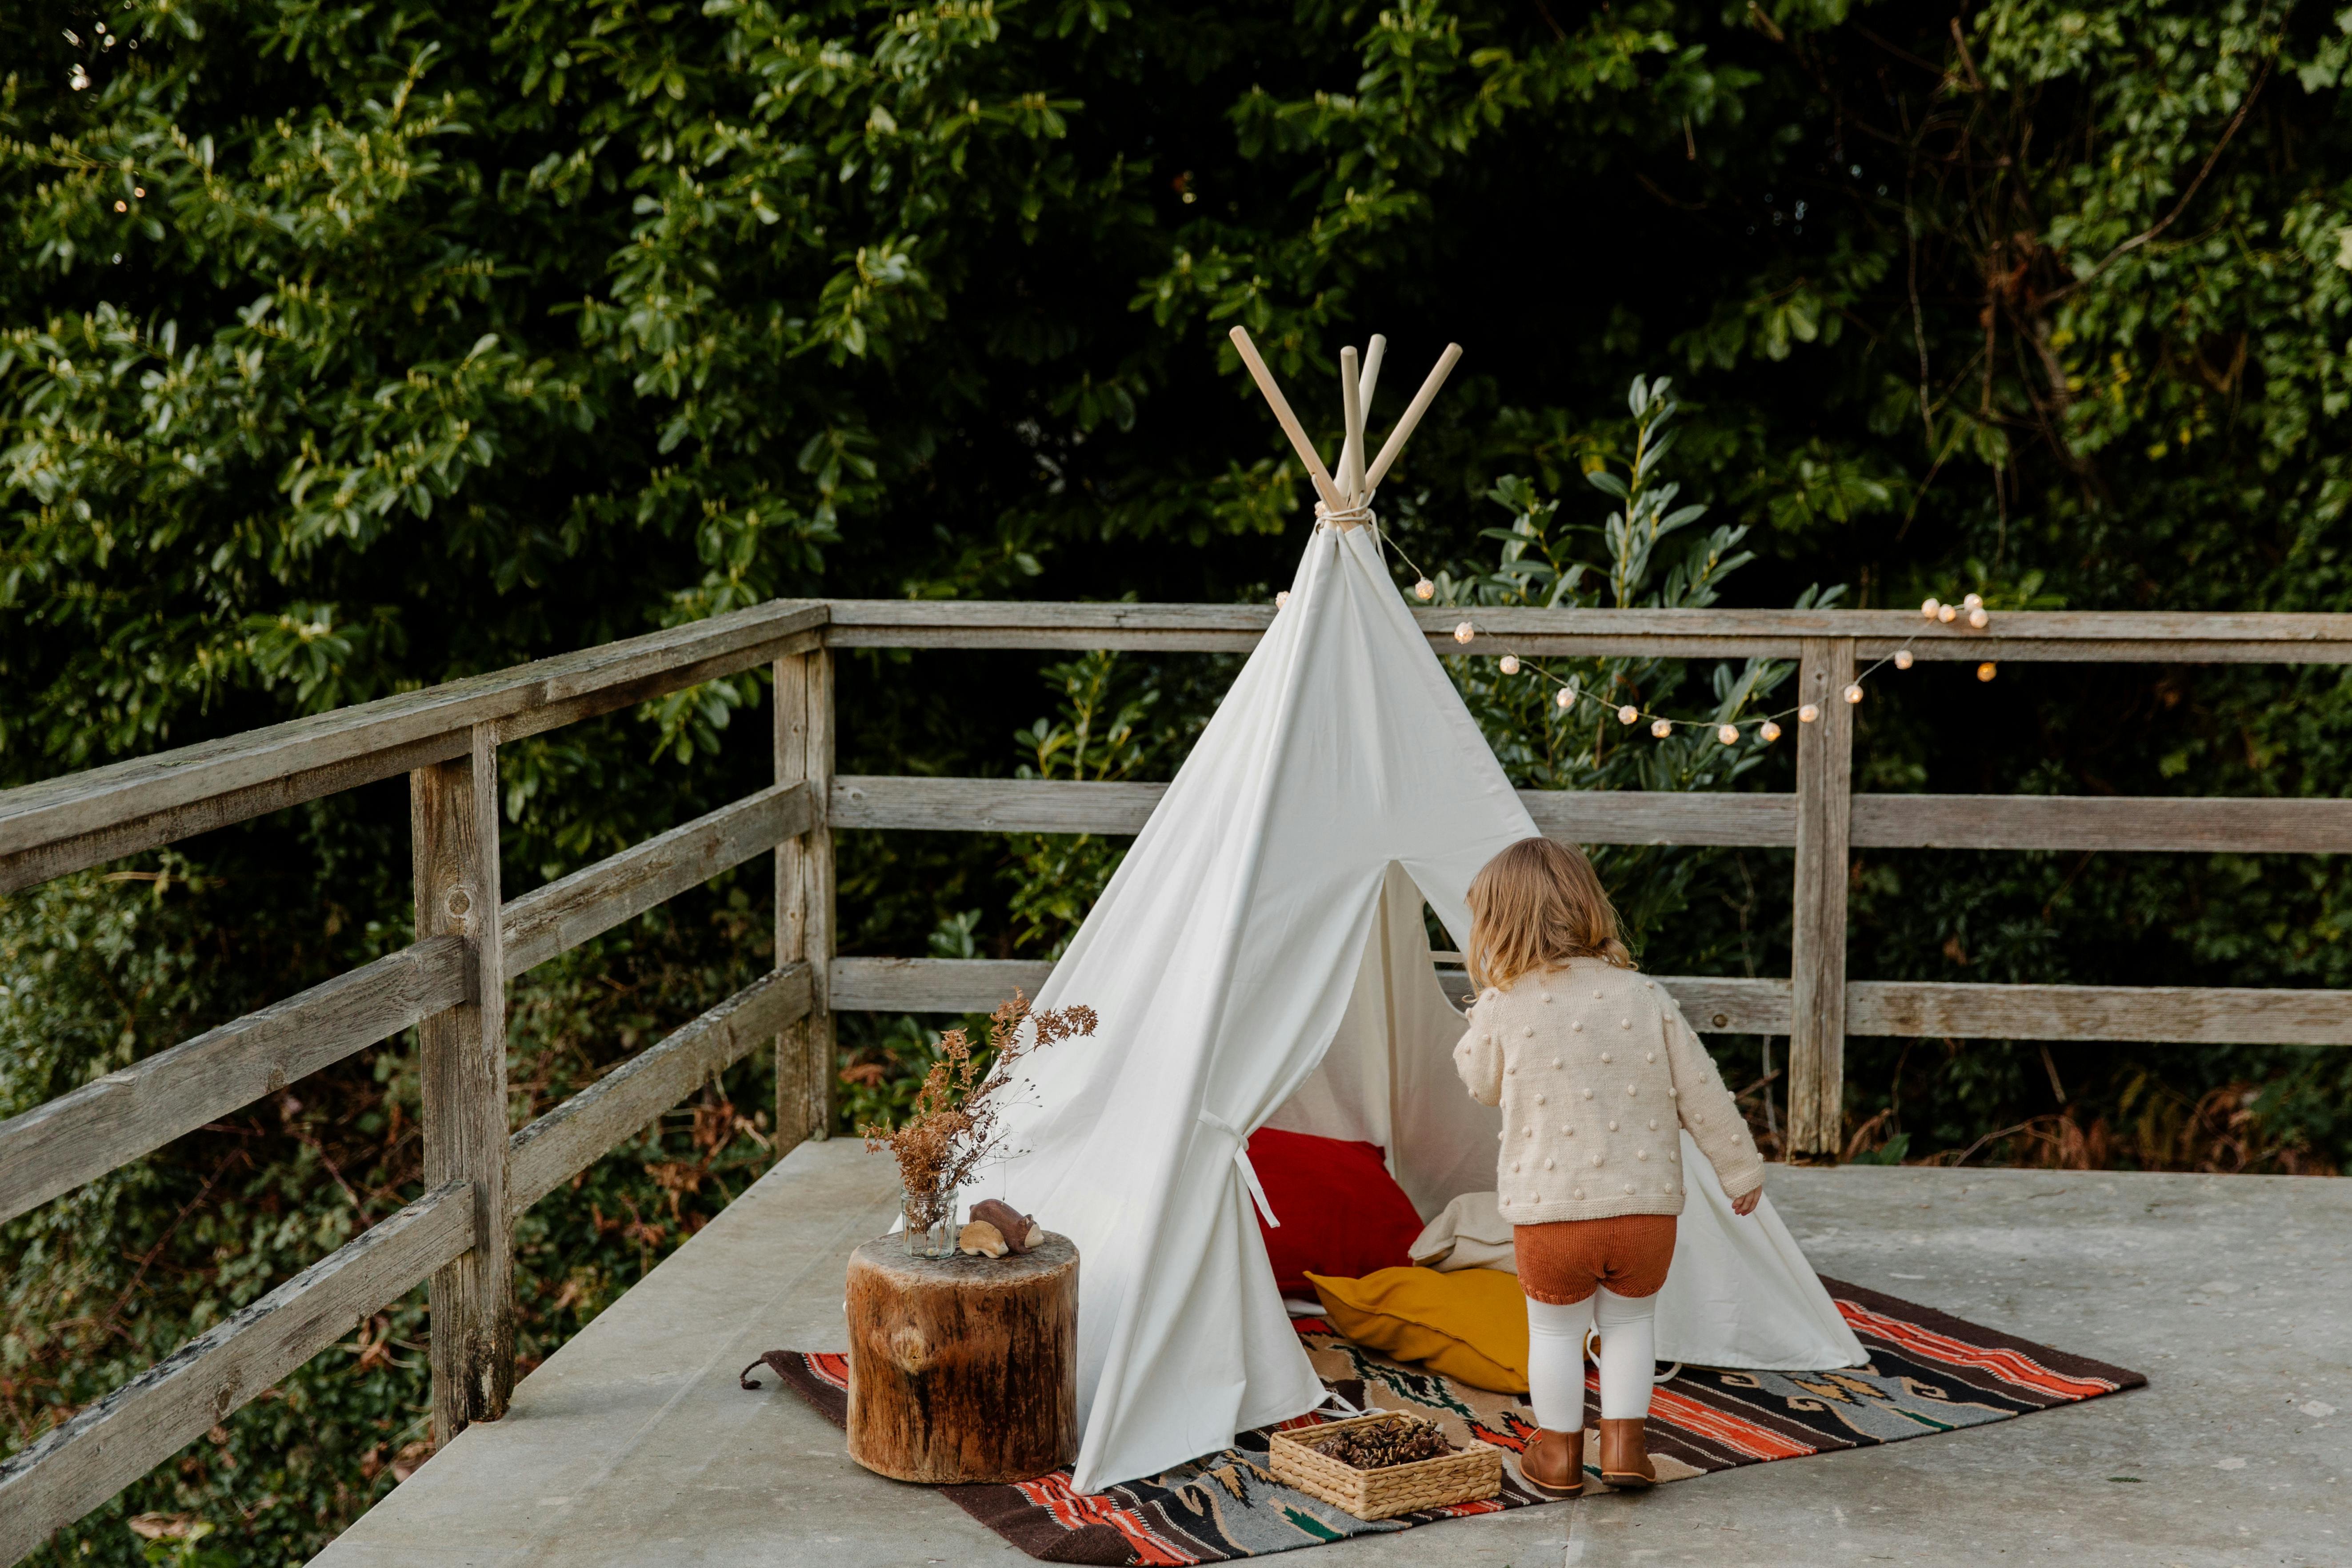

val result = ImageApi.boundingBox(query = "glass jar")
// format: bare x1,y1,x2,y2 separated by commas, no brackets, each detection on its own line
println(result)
902,1188,957,1259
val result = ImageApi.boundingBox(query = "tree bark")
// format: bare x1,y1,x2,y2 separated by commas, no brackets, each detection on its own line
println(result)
845,1233,1078,1484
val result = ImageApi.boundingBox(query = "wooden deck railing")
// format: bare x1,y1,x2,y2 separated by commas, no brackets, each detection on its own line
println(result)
3,598,2349,1560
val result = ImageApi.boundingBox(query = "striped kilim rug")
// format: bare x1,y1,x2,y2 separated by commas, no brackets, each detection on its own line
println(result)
753,1276,2142,1564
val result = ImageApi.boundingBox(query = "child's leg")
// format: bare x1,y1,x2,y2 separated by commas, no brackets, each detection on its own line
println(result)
1592,1286,1656,1420
1523,1294,1594,1433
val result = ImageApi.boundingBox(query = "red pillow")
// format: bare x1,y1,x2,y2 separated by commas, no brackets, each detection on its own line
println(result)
1245,1128,1426,1299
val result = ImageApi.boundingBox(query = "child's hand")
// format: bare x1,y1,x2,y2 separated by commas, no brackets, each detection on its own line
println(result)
1730,1186,1762,1217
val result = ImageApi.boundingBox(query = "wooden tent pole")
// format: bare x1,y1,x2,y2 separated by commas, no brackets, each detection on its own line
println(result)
1359,334,1387,412
1364,343,1464,494
1338,345,1366,504
1227,326,1347,513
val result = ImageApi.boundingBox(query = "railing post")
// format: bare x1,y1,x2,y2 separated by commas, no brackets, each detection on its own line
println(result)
411,724,514,1443
774,646,836,1152
1788,636,1855,1161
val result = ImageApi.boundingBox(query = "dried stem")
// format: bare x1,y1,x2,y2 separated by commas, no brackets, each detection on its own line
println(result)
859,992,1098,1230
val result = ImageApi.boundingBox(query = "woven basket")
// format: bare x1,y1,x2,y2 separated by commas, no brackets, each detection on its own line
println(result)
1268,1412,1501,1521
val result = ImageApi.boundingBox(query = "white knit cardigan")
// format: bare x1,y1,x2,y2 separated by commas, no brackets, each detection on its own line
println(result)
1452,958,1765,1225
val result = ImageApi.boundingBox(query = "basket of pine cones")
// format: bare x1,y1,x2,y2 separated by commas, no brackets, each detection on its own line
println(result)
1268,1411,1500,1520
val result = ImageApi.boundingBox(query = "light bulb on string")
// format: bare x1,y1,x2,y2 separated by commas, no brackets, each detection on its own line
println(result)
1275,592,1289,608
1716,724,1739,745
1499,655,1520,675
1616,704,1639,725
1453,621,1475,645
1651,718,1673,739
1938,604,1958,623
1963,593,1983,611
1799,704,1820,723
1977,661,1998,682
1555,687,1574,710
1920,598,1940,619
1894,649,1913,670
1414,579,1435,600
1760,720,1782,742
1844,684,1864,705
1968,608,1990,629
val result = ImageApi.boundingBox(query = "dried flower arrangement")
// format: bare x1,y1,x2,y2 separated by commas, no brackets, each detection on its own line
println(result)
859,992,1098,1237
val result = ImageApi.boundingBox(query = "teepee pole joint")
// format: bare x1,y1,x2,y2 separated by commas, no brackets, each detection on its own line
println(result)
1228,326,1460,520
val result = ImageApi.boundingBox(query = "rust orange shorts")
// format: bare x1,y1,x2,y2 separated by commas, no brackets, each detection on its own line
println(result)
1512,1214,1678,1305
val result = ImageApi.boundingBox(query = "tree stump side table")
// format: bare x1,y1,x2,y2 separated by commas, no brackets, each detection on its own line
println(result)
844,1232,1079,1484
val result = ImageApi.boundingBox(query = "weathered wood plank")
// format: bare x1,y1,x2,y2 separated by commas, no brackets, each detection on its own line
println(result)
1522,790,1795,847
492,628,820,746
0,936,466,1228
821,600,2352,662
774,656,816,1158
0,1181,472,1565
507,965,814,1214
1853,793,2352,853
1662,976,1797,1034
1847,980,2352,1045
1788,639,1856,1157
831,776,1781,844
0,732,471,899
804,650,837,1145
412,733,513,1444
837,956,1794,1035
831,776,1168,834
832,776,2352,854
829,956,2347,1046
831,957,1057,1013
0,602,827,890
502,784,812,977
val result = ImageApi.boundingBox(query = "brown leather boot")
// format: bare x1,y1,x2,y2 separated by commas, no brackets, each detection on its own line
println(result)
1519,1427,1585,1497
1597,1417,1655,1489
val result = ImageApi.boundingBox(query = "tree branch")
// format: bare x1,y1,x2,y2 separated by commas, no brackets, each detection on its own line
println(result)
2045,52,2274,304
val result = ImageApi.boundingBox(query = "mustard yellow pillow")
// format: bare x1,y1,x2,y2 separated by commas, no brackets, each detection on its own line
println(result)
1305,1266,1529,1393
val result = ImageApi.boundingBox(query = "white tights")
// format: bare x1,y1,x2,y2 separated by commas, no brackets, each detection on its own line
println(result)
1524,1289,1656,1433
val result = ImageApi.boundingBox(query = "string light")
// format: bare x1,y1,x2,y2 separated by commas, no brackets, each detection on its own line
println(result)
1396,525,1999,749
1275,591,1289,607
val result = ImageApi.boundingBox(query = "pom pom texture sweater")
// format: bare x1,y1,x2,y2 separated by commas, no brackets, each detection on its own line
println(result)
1453,959,1765,1224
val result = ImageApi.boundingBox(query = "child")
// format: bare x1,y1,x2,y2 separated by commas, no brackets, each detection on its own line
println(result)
1452,837,1764,1495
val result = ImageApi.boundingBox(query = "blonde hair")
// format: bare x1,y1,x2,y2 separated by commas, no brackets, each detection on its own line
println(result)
1464,837,1633,990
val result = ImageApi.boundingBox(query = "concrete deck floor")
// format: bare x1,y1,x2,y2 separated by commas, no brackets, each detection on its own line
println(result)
312,1142,2349,1568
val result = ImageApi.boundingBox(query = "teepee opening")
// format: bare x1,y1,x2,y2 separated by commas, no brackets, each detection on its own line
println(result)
1259,864,1494,1220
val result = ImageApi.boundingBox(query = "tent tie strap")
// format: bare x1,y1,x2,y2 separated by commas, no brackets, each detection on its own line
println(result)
1197,1109,1281,1228
1313,501,1374,533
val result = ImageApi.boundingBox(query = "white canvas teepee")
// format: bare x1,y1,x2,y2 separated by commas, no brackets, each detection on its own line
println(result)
981,335,1861,1493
